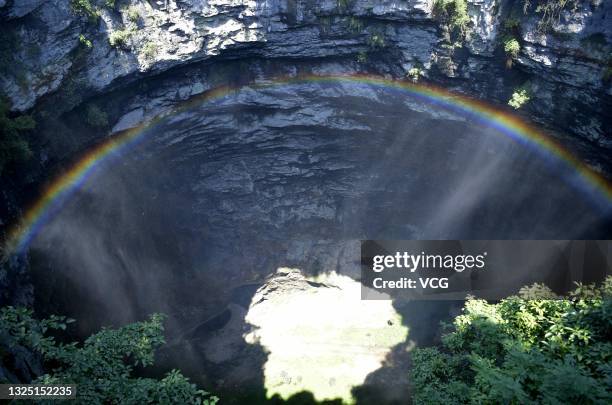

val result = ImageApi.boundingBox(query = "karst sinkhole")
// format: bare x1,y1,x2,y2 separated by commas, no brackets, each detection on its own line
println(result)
23,80,612,403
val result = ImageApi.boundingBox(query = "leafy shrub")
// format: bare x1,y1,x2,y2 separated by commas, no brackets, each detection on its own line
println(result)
508,86,531,109
70,0,99,21
0,97,34,176
503,37,520,68
411,277,612,404
504,38,520,59
79,34,93,49
433,0,470,40
407,67,423,82
0,307,219,404
125,6,140,23
85,104,108,128
109,29,133,48
141,42,158,61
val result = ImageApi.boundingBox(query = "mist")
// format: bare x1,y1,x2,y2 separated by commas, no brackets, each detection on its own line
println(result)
26,81,611,399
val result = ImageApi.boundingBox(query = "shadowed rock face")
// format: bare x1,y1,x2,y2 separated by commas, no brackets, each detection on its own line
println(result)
26,81,611,400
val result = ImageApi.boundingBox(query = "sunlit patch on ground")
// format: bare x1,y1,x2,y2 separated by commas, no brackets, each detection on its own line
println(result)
244,268,408,403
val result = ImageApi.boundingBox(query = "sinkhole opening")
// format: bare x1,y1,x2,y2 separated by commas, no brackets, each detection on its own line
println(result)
26,81,611,402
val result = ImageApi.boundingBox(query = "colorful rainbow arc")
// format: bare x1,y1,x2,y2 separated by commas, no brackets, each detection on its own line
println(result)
5,74,612,255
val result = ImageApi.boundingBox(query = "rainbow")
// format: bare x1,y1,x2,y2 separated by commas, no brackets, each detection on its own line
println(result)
5,74,612,255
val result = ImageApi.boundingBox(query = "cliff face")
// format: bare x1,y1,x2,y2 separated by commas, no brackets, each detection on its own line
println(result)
0,0,611,391
0,1,610,308
0,0,610,146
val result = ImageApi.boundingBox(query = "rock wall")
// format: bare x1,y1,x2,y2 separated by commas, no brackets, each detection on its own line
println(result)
0,0,610,145
0,0,610,388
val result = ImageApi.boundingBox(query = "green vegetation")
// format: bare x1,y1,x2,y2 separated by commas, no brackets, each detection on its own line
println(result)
141,42,158,61
71,0,123,19
0,97,34,176
503,37,520,67
70,0,99,21
499,15,522,68
85,104,109,128
411,277,612,404
433,0,470,40
356,51,368,63
125,6,140,23
107,5,142,50
504,38,520,59
508,87,531,109
0,307,219,404
367,31,386,49
523,0,579,33
79,34,93,49
503,17,521,32
109,28,134,49
407,67,423,82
